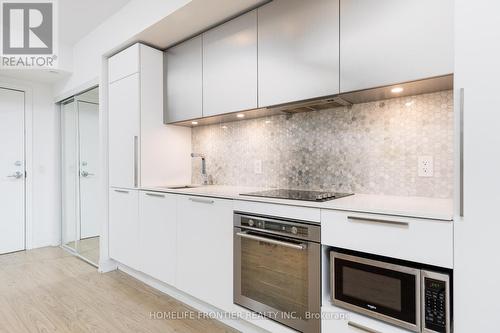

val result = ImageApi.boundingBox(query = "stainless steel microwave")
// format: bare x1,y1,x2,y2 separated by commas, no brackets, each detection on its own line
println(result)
331,251,451,333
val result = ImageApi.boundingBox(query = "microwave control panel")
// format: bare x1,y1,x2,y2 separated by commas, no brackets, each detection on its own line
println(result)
424,277,448,333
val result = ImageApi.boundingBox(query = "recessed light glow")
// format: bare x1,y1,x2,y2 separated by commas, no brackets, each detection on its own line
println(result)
221,125,228,130
265,120,271,124
191,121,198,125
391,87,404,94
236,114,245,118
405,100,415,107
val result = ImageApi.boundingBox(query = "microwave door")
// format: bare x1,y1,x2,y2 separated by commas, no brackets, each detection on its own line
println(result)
331,252,421,333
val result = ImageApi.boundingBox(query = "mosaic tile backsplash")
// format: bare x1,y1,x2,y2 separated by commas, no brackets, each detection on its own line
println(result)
191,91,454,198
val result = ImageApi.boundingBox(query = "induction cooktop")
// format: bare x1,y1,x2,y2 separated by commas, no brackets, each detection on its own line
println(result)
240,189,353,202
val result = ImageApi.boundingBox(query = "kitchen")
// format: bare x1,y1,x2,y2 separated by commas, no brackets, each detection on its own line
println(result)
0,0,498,333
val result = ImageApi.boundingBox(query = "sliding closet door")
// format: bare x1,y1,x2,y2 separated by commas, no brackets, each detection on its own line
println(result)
61,100,79,251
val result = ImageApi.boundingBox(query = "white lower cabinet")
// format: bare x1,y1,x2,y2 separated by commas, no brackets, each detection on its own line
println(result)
322,305,410,333
139,191,177,286
109,188,140,268
176,196,234,312
321,210,453,268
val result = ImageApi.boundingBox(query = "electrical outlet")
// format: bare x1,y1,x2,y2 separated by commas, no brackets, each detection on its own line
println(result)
254,160,262,174
418,156,434,177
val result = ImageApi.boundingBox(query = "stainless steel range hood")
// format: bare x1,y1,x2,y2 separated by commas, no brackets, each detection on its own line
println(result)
170,74,453,127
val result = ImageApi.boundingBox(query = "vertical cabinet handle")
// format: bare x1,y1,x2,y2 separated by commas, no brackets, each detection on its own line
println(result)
134,135,139,188
459,88,464,217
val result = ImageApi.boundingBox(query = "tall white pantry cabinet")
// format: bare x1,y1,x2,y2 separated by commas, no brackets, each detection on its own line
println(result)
454,1,500,332
107,43,191,266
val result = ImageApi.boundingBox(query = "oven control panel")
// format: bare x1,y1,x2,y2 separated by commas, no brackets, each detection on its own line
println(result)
424,276,449,333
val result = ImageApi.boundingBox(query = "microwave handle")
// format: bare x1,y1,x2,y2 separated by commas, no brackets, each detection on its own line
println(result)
347,321,383,333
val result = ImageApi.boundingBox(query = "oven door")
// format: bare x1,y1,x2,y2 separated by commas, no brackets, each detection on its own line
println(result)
331,252,421,332
234,227,320,333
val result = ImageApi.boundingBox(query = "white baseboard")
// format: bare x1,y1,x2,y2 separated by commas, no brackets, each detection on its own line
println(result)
117,264,280,333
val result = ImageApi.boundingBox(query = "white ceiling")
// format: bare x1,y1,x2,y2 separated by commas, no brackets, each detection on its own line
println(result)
59,0,132,45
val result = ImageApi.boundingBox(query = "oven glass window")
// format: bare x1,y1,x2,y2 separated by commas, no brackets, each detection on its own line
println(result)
334,257,417,325
240,235,309,319
343,266,402,311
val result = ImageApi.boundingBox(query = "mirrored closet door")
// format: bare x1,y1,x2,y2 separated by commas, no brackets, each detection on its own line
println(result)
61,87,100,266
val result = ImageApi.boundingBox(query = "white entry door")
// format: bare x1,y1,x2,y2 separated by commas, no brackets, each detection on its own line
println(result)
0,88,25,254
78,101,100,239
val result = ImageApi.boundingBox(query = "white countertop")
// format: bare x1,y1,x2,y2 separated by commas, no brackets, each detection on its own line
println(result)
140,185,454,221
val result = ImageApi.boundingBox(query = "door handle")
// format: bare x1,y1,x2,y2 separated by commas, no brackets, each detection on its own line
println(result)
459,87,464,217
80,170,95,178
347,216,409,227
134,135,139,188
189,197,214,204
7,171,23,179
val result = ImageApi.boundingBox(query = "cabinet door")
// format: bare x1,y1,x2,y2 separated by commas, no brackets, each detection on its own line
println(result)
108,73,140,188
340,0,453,93
176,196,234,311
139,191,177,286
165,36,203,123
108,44,140,83
203,10,257,116
257,0,340,107
109,188,139,268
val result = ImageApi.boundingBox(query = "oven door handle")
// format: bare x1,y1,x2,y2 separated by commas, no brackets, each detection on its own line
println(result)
236,231,307,250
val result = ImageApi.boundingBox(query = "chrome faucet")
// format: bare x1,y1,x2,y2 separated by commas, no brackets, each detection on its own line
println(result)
191,153,208,185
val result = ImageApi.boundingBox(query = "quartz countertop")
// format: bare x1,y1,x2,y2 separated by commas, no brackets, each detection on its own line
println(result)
140,185,454,221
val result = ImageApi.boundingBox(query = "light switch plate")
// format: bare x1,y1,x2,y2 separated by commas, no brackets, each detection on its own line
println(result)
418,156,434,177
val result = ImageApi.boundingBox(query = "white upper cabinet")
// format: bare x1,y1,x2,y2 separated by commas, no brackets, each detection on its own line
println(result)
165,36,203,123
202,10,258,117
108,44,140,83
257,0,340,107
339,0,454,93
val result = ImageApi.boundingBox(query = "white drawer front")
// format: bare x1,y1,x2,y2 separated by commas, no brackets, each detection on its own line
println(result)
234,200,321,223
322,305,410,333
321,210,453,268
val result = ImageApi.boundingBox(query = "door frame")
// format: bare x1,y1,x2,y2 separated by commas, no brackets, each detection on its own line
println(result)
0,80,34,251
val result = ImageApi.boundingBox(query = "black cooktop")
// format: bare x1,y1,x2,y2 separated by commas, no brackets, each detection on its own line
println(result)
240,189,353,202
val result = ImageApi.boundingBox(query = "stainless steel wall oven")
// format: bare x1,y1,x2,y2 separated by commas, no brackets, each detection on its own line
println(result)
233,212,321,333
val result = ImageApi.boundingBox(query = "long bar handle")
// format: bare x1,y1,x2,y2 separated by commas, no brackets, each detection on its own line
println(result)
236,231,306,250
459,88,464,217
189,197,214,204
347,216,409,227
114,189,129,193
347,321,383,333
145,192,165,198
134,135,139,188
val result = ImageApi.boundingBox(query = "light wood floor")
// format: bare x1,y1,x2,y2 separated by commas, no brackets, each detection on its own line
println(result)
0,247,238,333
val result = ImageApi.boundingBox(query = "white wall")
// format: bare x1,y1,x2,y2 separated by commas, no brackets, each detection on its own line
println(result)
54,0,190,97
0,75,61,249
